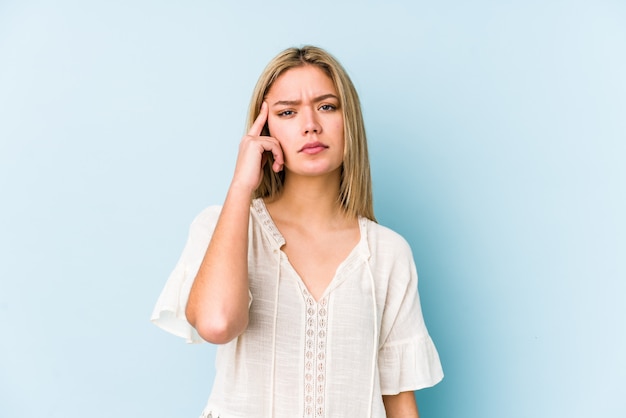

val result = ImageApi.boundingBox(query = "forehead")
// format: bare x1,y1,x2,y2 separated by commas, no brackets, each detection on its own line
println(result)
267,65,337,98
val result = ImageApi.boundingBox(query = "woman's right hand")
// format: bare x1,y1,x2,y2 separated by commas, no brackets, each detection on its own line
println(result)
231,102,284,193
187,104,281,344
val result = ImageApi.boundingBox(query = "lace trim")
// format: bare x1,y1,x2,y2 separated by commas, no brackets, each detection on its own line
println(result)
252,198,371,258
251,198,285,247
303,288,329,417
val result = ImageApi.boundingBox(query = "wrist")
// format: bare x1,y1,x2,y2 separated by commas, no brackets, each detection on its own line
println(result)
227,181,256,201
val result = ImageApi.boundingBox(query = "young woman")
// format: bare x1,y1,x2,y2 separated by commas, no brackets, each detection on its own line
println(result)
152,46,443,418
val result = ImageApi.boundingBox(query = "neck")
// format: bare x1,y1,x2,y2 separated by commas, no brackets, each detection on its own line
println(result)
266,168,351,226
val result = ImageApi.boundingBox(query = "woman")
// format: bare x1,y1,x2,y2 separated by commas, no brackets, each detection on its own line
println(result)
152,46,443,418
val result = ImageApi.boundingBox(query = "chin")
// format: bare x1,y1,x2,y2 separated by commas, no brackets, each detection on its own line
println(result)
294,165,342,178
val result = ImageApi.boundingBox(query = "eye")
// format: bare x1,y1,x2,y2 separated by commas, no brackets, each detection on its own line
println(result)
277,110,295,117
319,104,337,111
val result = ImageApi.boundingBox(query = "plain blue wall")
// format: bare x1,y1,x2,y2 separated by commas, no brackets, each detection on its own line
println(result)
1,1,624,417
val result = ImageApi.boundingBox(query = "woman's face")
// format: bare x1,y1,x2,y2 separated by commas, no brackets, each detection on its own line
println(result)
265,65,344,179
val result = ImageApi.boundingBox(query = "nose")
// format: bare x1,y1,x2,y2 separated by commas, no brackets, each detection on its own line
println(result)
302,107,322,135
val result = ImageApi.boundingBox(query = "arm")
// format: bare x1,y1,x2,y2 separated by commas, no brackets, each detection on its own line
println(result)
383,391,420,418
185,102,284,344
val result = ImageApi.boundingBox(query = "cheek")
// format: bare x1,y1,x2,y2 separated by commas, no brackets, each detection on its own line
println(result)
332,118,345,143
332,113,344,134
267,117,287,140
267,119,295,149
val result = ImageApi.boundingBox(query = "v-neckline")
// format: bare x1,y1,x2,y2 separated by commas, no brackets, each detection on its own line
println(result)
252,198,369,302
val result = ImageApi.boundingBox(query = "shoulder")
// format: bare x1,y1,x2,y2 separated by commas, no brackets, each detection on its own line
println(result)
191,205,222,227
364,220,414,260
364,220,419,295
183,205,223,239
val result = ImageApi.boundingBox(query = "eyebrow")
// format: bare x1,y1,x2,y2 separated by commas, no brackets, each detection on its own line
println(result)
272,93,339,107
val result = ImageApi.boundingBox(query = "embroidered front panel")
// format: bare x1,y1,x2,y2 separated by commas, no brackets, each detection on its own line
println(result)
303,288,329,417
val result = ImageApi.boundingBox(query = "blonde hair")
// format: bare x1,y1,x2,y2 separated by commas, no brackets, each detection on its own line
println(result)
247,46,375,221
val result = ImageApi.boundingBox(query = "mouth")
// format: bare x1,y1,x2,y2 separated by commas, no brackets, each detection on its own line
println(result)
299,141,329,155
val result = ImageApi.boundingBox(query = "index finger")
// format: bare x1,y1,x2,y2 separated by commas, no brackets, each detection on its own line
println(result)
247,101,268,137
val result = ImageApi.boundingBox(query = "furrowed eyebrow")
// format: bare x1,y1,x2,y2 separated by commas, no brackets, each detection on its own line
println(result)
272,94,339,107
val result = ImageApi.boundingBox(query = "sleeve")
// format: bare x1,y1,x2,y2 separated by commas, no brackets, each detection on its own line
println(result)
150,206,221,344
377,238,444,394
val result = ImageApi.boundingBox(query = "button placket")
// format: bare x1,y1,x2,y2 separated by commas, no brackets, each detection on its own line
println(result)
303,289,329,418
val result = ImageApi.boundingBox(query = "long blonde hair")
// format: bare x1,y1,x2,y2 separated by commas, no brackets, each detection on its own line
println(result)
247,46,375,221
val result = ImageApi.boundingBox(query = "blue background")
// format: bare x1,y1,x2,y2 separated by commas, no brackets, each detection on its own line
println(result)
1,1,624,417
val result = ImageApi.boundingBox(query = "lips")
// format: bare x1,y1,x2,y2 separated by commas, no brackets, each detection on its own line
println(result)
299,141,329,154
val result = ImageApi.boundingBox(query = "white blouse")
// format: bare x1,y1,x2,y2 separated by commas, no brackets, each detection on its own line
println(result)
151,199,443,418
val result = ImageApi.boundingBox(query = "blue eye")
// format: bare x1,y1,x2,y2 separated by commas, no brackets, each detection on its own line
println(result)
319,104,336,111
278,110,294,117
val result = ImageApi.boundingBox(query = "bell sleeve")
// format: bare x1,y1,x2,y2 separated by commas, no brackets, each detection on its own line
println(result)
150,206,221,344
377,237,444,394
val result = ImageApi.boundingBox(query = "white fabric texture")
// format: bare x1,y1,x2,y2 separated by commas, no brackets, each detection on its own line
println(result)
151,199,443,418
